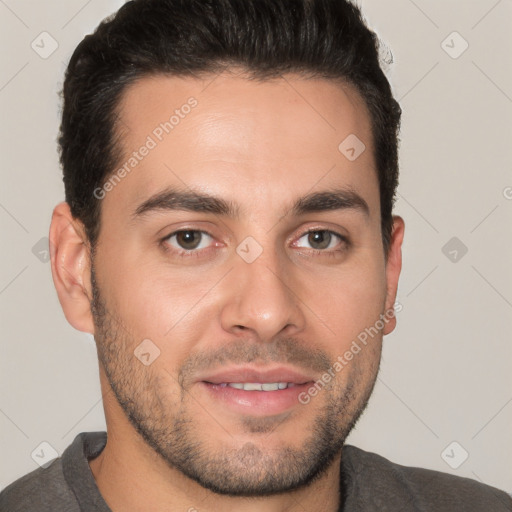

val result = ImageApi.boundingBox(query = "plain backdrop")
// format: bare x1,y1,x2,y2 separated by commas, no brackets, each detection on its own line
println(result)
1,0,511,494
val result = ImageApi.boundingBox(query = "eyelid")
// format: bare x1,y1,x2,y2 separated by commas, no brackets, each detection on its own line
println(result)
161,228,219,254
292,228,349,250
167,229,212,243
161,226,349,257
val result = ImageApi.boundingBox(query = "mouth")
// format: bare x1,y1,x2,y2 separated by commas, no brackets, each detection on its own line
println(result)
196,366,315,416
197,365,315,386
206,382,304,391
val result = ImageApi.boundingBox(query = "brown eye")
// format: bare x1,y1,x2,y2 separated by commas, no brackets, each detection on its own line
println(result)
165,230,214,252
307,231,332,250
176,231,202,250
295,230,347,252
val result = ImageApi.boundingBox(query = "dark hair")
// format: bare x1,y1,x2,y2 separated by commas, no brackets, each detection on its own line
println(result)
59,0,401,254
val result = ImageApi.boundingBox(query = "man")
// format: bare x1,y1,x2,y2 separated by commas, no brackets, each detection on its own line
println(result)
1,0,510,510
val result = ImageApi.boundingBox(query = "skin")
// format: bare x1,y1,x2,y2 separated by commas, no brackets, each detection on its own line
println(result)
50,71,404,512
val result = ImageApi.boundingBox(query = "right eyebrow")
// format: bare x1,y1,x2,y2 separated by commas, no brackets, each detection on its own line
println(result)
132,187,241,220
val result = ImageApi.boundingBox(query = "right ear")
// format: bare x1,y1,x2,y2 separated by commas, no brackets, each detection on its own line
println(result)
49,202,95,333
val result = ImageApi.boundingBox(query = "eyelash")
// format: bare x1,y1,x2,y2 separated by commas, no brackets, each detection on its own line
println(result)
160,228,350,259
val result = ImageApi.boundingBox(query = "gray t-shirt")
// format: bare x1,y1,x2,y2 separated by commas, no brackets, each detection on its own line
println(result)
1,431,511,511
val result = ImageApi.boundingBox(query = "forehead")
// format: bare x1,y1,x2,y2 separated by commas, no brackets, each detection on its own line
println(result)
106,71,378,220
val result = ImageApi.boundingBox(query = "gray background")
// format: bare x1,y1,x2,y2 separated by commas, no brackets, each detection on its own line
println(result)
1,0,511,494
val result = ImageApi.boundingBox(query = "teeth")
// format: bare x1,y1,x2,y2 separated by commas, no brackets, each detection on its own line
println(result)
226,382,291,391
244,383,263,391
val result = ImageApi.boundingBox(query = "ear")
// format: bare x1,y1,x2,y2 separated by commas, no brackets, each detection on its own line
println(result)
382,215,405,335
49,202,95,333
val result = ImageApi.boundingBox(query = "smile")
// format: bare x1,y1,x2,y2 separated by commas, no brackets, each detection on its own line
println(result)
210,382,300,391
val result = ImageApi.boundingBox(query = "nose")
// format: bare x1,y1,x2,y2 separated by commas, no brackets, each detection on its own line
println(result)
219,249,306,341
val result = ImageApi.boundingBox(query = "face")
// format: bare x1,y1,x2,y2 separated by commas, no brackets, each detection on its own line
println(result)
85,72,402,496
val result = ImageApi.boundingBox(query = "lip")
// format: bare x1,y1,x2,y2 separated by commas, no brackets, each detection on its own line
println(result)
196,365,316,385
196,365,316,417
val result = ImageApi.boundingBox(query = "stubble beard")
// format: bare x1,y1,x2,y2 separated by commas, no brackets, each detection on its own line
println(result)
90,265,381,497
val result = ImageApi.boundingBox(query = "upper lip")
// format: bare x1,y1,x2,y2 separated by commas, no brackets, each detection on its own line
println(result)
197,366,316,385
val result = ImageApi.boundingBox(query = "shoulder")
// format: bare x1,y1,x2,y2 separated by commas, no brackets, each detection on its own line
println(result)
0,432,107,512
0,458,80,512
341,444,512,511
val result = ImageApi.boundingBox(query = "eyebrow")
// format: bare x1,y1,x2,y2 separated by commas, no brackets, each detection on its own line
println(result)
292,188,369,218
132,186,370,220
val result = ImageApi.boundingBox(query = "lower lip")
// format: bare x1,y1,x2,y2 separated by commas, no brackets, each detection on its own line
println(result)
200,382,313,416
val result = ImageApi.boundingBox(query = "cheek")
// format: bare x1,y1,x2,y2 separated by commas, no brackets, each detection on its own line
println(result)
98,257,220,356
309,259,387,346
95,233,387,362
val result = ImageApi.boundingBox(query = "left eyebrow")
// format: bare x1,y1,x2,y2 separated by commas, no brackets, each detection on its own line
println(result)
290,188,370,218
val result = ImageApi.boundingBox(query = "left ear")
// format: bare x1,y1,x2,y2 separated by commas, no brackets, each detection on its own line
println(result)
382,215,405,335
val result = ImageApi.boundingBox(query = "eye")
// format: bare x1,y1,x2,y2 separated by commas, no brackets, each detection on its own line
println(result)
295,229,347,252
164,230,214,252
